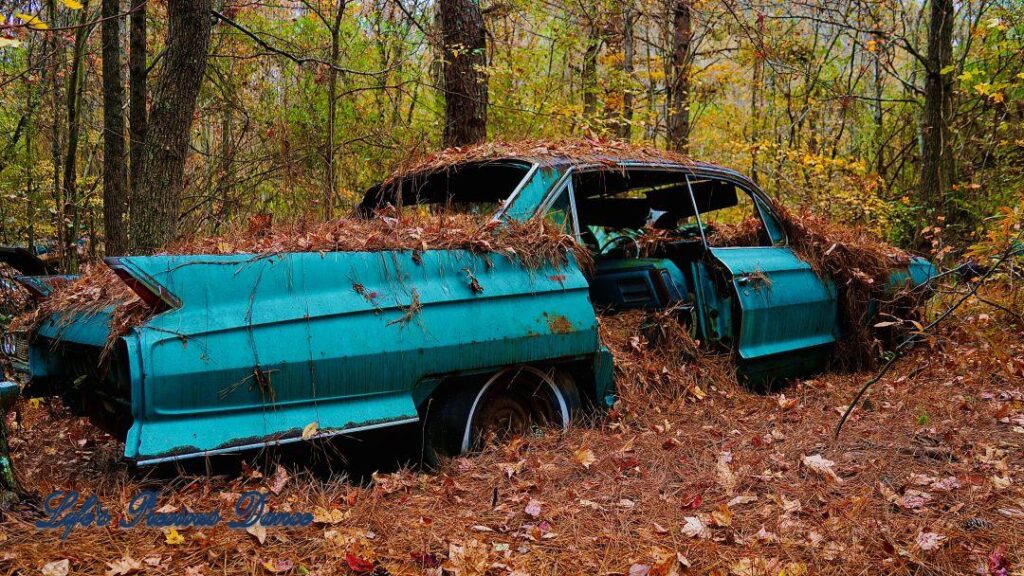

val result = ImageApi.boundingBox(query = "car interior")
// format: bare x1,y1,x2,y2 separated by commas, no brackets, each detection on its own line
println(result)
548,168,781,318
359,162,785,346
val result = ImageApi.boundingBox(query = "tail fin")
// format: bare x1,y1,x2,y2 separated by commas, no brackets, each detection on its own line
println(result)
104,256,181,312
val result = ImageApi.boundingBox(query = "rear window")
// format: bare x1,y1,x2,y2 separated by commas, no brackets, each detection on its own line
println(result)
360,161,533,216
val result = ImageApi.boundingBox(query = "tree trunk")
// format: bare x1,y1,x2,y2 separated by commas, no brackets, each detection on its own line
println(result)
102,0,128,256
619,5,635,139
61,3,92,272
129,0,148,213
749,14,765,183
666,0,691,153
439,0,487,147
581,25,600,119
25,80,36,251
47,1,64,260
325,2,346,219
920,0,956,228
129,0,212,254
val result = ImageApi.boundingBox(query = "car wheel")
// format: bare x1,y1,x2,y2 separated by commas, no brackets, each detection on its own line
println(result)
469,382,551,450
421,366,579,467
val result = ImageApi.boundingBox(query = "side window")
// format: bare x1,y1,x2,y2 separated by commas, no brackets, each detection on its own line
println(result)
542,179,578,237
689,177,776,248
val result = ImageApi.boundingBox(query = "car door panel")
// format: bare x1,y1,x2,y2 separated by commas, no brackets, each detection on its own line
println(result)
709,247,837,361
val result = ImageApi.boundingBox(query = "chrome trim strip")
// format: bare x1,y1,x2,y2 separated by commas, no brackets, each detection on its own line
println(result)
567,179,582,242
493,162,540,221
685,174,709,247
460,366,569,453
134,416,421,466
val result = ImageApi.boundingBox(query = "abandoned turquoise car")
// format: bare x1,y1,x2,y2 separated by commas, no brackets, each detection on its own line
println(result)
2,150,935,466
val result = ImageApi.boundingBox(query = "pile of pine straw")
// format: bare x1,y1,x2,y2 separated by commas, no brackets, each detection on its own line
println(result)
0,266,30,319
16,212,588,352
778,207,920,368
3,283,1022,575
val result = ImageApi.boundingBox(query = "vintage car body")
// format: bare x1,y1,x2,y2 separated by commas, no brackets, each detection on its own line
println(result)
1,247,66,374
2,152,935,465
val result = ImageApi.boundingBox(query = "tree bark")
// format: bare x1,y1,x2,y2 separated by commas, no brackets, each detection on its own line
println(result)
324,2,346,219
61,3,92,272
47,0,65,260
102,0,129,256
439,0,487,147
666,0,691,153
619,5,635,139
920,0,955,227
129,0,212,254
129,0,148,211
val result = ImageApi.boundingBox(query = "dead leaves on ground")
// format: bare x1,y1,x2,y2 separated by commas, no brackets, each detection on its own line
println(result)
6,308,1024,576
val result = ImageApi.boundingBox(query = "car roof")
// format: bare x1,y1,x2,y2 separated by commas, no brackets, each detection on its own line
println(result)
379,141,753,186
362,141,768,214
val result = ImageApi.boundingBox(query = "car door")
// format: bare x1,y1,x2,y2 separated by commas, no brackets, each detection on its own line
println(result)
687,173,838,378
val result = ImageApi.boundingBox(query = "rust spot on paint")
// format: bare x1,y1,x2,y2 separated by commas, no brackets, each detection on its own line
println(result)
548,274,567,283
547,314,573,334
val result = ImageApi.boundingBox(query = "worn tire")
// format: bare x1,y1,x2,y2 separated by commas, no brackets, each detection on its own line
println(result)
420,366,580,468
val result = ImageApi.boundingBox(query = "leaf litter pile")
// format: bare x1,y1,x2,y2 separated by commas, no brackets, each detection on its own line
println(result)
13,212,589,354
4,271,1024,575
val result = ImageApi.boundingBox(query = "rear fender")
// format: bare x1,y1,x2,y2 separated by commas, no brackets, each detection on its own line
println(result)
107,249,600,464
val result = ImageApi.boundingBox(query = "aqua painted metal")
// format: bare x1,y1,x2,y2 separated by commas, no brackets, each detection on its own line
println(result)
710,247,839,360
33,249,602,463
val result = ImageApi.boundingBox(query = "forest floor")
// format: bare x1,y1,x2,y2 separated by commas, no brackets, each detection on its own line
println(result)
1,292,1022,576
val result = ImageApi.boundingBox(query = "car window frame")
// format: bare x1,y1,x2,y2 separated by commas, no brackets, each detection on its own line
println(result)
534,166,582,239
684,171,788,249
533,163,788,249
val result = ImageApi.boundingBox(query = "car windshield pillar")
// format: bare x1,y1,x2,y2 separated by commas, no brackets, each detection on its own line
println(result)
499,164,565,221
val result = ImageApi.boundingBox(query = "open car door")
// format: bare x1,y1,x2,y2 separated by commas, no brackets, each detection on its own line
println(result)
687,174,839,382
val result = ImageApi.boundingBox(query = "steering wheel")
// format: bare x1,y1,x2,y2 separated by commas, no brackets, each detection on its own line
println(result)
599,235,641,258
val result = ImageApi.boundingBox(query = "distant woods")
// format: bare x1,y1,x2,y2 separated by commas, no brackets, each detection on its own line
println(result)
0,0,1021,262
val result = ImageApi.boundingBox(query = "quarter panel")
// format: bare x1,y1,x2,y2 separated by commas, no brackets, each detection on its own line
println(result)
124,250,599,460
